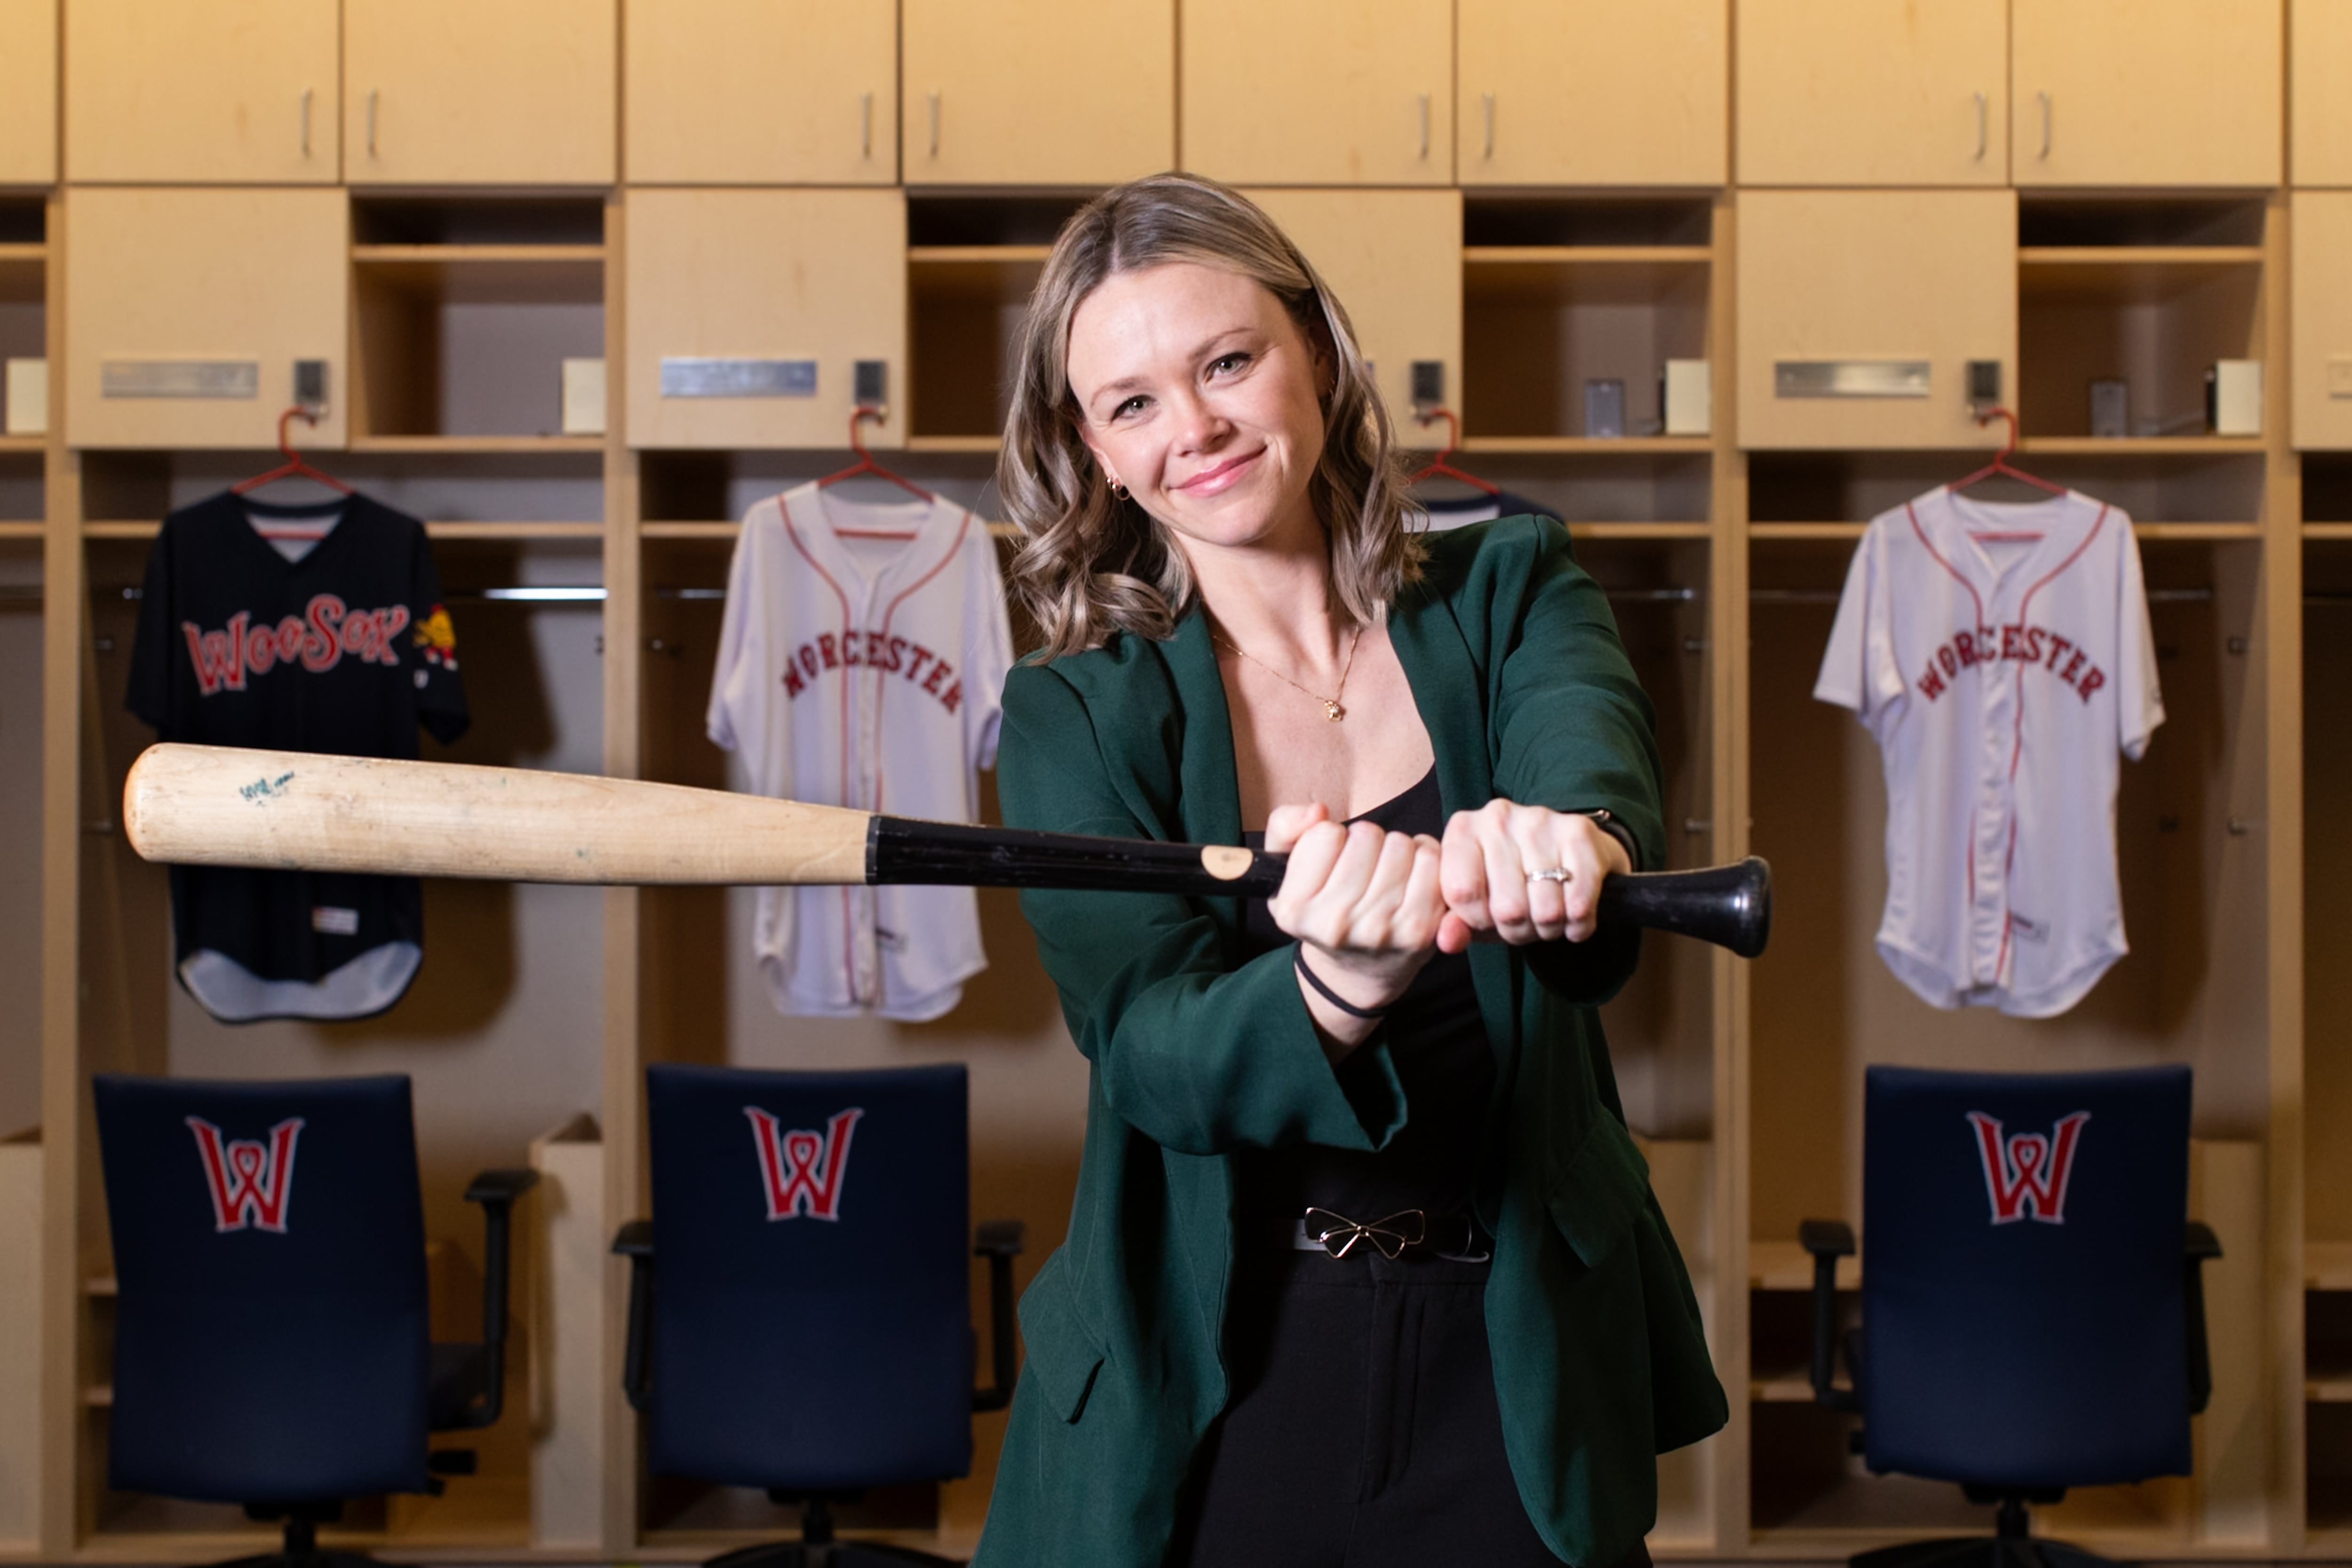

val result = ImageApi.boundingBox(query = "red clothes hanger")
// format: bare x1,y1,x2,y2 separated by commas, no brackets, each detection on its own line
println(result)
232,406,353,498
817,404,931,538
1404,408,1501,496
1950,407,2067,499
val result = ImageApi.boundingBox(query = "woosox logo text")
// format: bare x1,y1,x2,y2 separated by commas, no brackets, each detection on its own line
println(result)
183,594,413,696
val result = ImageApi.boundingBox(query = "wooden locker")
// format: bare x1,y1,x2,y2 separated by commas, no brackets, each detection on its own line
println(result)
1246,190,1462,439
1736,0,2006,186
626,0,895,185
1184,0,1452,186
901,0,1171,186
2294,0,2352,185
64,0,335,184
2294,193,2352,448
2011,0,2281,188
1736,189,2016,450
1458,0,1724,188
0,0,57,186
625,189,906,450
63,187,348,449
346,0,616,186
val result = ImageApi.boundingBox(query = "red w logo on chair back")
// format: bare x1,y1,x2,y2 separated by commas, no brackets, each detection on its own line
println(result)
744,1106,864,1221
186,1116,305,1233
1967,1109,2090,1224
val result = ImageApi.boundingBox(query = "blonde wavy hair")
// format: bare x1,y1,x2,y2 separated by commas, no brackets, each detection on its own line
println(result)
997,174,1421,660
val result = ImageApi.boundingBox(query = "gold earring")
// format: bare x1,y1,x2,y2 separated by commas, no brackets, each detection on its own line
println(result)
1109,476,1130,501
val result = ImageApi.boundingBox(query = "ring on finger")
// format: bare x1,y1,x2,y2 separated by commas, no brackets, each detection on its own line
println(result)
1527,866,1574,885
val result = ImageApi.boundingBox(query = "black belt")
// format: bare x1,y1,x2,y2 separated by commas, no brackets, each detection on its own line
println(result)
1286,1206,1493,1263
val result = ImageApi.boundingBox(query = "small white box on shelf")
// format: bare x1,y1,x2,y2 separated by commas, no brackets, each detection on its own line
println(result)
3,359,46,437
2208,360,2262,436
1663,359,1710,436
561,358,607,437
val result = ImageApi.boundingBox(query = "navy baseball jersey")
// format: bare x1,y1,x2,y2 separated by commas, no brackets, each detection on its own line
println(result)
127,492,469,1022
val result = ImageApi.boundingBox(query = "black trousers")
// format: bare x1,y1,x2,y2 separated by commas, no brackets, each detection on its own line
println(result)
1168,1249,1653,1568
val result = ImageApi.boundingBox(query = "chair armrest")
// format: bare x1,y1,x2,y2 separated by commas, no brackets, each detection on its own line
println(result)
465,1169,541,1206
438,1167,542,1431
971,1219,1026,1413
612,1220,654,1412
1800,1219,1860,1413
2185,1221,2222,1416
1800,1219,1856,1259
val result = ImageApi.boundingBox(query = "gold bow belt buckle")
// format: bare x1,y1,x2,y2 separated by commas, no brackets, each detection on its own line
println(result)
1302,1206,1427,1260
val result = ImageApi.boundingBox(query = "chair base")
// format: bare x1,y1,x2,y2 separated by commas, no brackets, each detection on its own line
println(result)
706,1540,962,1568
1852,1536,2121,1568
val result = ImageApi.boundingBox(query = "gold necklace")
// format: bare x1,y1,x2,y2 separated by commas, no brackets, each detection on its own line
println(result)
1213,624,1363,722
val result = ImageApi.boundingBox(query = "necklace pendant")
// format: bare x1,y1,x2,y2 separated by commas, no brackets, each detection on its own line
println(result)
1324,700,1345,722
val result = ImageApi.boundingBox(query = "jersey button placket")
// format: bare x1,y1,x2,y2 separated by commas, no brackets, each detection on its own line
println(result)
851,584,882,1009
1973,605,2016,987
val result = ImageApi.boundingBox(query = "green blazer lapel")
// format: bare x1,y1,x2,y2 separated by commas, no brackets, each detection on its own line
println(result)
1165,607,1246,921
1388,578,1521,1083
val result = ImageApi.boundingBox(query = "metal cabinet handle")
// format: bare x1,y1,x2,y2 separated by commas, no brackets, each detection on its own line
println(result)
928,91,940,158
1973,90,1986,161
367,89,379,158
301,87,312,157
1483,92,1495,160
1418,93,1431,159
862,91,873,159
2038,90,2052,159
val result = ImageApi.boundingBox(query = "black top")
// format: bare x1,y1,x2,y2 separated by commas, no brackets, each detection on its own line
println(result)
127,491,470,1021
1235,767,1493,1232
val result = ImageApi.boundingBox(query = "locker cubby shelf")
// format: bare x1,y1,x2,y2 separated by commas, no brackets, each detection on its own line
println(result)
350,197,607,446
1461,249,1710,443
908,247,1041,443
2015,206,2267,444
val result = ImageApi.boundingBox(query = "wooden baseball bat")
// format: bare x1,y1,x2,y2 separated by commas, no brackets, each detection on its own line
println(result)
122,744,1772,958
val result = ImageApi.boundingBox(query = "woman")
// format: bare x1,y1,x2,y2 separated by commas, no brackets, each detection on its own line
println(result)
980,174,1725,1568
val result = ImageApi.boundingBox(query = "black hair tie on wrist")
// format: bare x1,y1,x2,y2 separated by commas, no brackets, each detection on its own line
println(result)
1295,946,1388,1020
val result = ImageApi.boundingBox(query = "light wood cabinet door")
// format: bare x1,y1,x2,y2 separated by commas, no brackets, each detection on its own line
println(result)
1737,0,2004,186
1247,190,1462,436
625,190,906,450
627,0,894,184
901,0,1170,186
2012,0,2280,187
2293,194,2352,447
1185,0,1452,185
0,0,56,185
1737,190,2015,450
346,0,615,186
2294,0,2352,185
64,187,347,449
65,0,334,183
1460,0,1724,187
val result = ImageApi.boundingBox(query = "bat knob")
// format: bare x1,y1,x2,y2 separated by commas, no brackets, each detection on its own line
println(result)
1599,855,1772,958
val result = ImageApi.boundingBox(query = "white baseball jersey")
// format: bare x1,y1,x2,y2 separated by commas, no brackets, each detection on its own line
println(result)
707,482,1013,1022
1813,488,2163,1018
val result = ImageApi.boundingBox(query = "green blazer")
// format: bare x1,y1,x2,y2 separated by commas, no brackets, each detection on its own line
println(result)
977,519,1727,1568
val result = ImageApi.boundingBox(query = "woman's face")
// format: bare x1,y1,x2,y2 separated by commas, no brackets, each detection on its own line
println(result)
1065,261,1333,557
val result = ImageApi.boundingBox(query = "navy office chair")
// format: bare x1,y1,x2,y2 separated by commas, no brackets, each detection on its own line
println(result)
94,1074,538,1568
615,1063,1023,1567
1800,1065,2220,1568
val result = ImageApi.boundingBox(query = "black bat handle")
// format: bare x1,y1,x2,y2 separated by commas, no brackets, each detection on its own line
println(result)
869,818,1772,958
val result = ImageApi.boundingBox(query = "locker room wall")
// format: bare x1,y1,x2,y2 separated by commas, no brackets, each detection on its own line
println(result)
8,0,2350,1561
